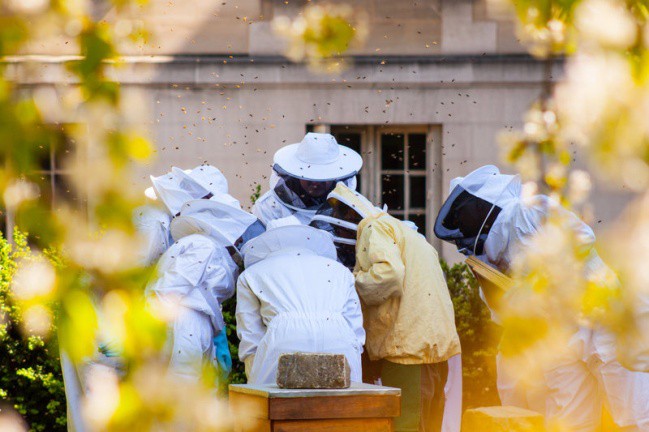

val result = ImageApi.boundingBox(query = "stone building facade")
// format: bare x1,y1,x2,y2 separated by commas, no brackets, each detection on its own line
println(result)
12,0,631,260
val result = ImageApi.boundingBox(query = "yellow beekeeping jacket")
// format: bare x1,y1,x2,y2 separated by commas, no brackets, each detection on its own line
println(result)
333,184,461,364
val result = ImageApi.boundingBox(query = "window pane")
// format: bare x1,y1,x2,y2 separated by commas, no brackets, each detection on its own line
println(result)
381,133,404,170
408,133,427,170
53,139,74,171
410,175,427,208
37,145,52,172
53,174,77,209
381,174,404,210
335,132,361,155
408,213,427,237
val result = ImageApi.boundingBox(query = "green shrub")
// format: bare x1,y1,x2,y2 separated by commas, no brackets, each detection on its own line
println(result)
222,297,246,385
0,229,66,431
442,260,501,409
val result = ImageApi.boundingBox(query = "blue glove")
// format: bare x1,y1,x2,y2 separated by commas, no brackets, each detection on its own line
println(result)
98,342,120,358
214,328,232,378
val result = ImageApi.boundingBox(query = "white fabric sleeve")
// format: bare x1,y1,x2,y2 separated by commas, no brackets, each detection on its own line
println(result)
235,276,267,362
203,251,237,305
342,272,366,348
251,192,277,227
168,306,214,382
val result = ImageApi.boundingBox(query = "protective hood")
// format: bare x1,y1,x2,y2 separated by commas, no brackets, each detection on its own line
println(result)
273,132,362,181
434,165,521,256
150,168,211,215
269,168,357,214
310,182,383,245
185,165,229,195
172,166,241,209
328,182,383,219
170,198,258,249
240,224,337,268
144,186,158,201
451,165,521,207
310,184,383,271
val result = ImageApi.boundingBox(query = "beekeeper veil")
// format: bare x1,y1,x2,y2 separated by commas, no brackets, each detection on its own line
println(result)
182,165,242,209
310,183,383,269
151,168,211,216
170,196,265,266
240,223,337,268
434,165,521,256
270,133,362,214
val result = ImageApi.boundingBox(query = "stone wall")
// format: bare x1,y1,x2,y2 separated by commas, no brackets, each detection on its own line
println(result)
9,0,633,261
20,0,526,56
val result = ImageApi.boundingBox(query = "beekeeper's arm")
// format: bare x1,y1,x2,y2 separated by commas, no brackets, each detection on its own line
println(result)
235,275,266,378
205,248,238,306
342,271,366,348
354,219,405,306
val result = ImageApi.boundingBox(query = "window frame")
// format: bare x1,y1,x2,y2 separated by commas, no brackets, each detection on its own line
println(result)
329,124,442,247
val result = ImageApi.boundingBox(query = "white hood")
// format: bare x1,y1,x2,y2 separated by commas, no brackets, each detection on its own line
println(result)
150,168,210,215
185,165,229,195
273,133,362,181
450,165,521,208
170,198,258,248
240,225,337,268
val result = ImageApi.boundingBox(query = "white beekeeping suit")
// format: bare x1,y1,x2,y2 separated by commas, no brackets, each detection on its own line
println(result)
146,195,262,382
235,223,365,385
134,167,213,267
134,200,172,266
252,132,362,226
151,168,212,216
435,165,649,432
136,165,231,266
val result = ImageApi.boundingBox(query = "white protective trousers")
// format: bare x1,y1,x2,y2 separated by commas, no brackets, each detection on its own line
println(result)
442,354,463,432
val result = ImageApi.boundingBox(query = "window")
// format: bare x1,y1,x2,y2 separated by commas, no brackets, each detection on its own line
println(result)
34,128,80,211
379,131,428,233
5,126,84,238
329,125,442,244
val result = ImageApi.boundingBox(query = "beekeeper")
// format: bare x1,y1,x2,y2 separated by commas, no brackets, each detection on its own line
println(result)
312,183,461,432
252,132,362,226
146,191,264,383
434,164,649,432
135,165,236,265
235,219,365,385
134,188,173,266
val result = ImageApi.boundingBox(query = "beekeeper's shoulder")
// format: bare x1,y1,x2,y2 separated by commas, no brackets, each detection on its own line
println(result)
360,213,402,242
